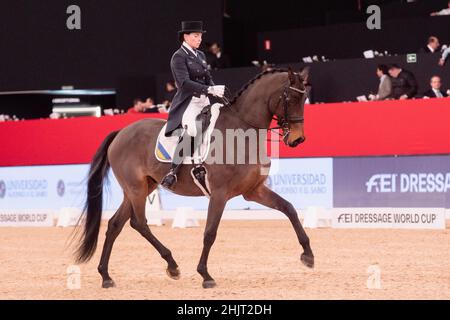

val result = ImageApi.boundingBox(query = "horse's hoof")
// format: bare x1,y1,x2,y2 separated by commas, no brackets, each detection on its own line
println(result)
166,267,181,280
102,279,116,288
202,280,216,289
301,253,314,269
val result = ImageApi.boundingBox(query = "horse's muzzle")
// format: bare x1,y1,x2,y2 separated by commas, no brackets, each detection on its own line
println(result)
288,136,306,148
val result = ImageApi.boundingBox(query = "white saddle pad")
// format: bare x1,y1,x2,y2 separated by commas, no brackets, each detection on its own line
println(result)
155,103,222,164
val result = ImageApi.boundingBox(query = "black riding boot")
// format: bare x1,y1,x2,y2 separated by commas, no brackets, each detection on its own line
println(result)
160,134,188,190
162,108,211,190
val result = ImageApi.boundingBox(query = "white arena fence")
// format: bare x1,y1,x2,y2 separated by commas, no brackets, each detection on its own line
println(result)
1,155,450,229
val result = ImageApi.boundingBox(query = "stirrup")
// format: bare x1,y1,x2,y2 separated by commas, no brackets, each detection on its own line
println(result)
161,170,178,189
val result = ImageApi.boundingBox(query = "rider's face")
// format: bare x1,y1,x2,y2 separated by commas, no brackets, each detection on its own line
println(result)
184,32,202,49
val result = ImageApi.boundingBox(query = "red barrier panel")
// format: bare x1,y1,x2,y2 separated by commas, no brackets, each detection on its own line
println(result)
284,98,450,158
0,113,166,167
1,99,450,166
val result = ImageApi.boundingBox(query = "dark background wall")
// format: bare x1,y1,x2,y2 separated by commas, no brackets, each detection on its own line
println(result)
0,0,223,106
258,16,450,63
223,0,450,67
2,51,449,119
156,52,450,104
1,0,450,118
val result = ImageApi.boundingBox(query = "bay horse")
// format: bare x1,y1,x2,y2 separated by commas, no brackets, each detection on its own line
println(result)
75,68,314,289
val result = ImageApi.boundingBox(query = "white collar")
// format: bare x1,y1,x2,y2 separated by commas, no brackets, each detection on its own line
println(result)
182,41,197,56
432,88,440,92
427,45,435,53
380,74,387,81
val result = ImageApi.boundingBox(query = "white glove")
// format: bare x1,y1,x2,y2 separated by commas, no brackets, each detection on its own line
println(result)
208,85,225,98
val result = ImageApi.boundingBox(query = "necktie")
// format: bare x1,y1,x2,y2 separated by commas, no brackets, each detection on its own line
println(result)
436,90,443,98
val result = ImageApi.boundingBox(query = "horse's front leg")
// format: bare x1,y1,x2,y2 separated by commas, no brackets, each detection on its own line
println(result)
244,184,314,268
197,191,227,288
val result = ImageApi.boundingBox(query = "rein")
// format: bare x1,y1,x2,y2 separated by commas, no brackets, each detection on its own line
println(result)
220,84,305,142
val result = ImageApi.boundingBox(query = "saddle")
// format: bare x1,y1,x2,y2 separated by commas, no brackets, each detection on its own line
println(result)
155,103,222,197
155,103,222,164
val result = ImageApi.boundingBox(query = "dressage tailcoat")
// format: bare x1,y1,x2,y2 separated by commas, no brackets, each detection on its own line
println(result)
165,46,214,136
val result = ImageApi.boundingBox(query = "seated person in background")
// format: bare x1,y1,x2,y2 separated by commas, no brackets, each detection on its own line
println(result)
418,36,440,53
369,64,392,101
141,97,159,113
301,67,314,104
162,81,176,108
127,98,144,113
208,42,231,70
430,1,450,16
127,97,158,113
423,76,449,98
439,47,450,66
388,64,418,100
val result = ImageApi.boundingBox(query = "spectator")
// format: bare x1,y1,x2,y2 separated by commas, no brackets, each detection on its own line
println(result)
369,64,392,101
162,81,176,108
208,42,231,69
127,97,158,113
301,67,314,104
439,47,450,66
388,64,418,100
430,1,450,16
142,97,159,113
419,36,440,53
127,98,144,113
423,76,449,98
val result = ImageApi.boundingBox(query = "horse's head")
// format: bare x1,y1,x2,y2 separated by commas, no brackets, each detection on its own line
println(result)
274,67,309,148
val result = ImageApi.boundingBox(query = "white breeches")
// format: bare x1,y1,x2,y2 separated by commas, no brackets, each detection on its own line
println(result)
182,95,211,137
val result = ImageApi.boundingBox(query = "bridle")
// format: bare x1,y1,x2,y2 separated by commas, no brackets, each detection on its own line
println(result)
222,80,306,144
273,85,306,142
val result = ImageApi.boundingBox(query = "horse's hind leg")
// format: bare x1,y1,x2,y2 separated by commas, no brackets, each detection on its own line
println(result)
128,180,180,280
98,197,132,288
244,185,314,268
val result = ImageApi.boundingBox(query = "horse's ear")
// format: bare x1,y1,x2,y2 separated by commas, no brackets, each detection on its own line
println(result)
287,67,296,85
299,66,310,82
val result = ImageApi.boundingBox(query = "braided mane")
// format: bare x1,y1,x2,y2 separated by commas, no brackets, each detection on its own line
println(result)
229,68,288,105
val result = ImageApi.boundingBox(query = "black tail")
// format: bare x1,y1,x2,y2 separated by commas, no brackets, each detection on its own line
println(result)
75,130,120,263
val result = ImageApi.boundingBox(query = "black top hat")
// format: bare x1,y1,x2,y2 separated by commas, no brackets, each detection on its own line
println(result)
178,21,207,35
